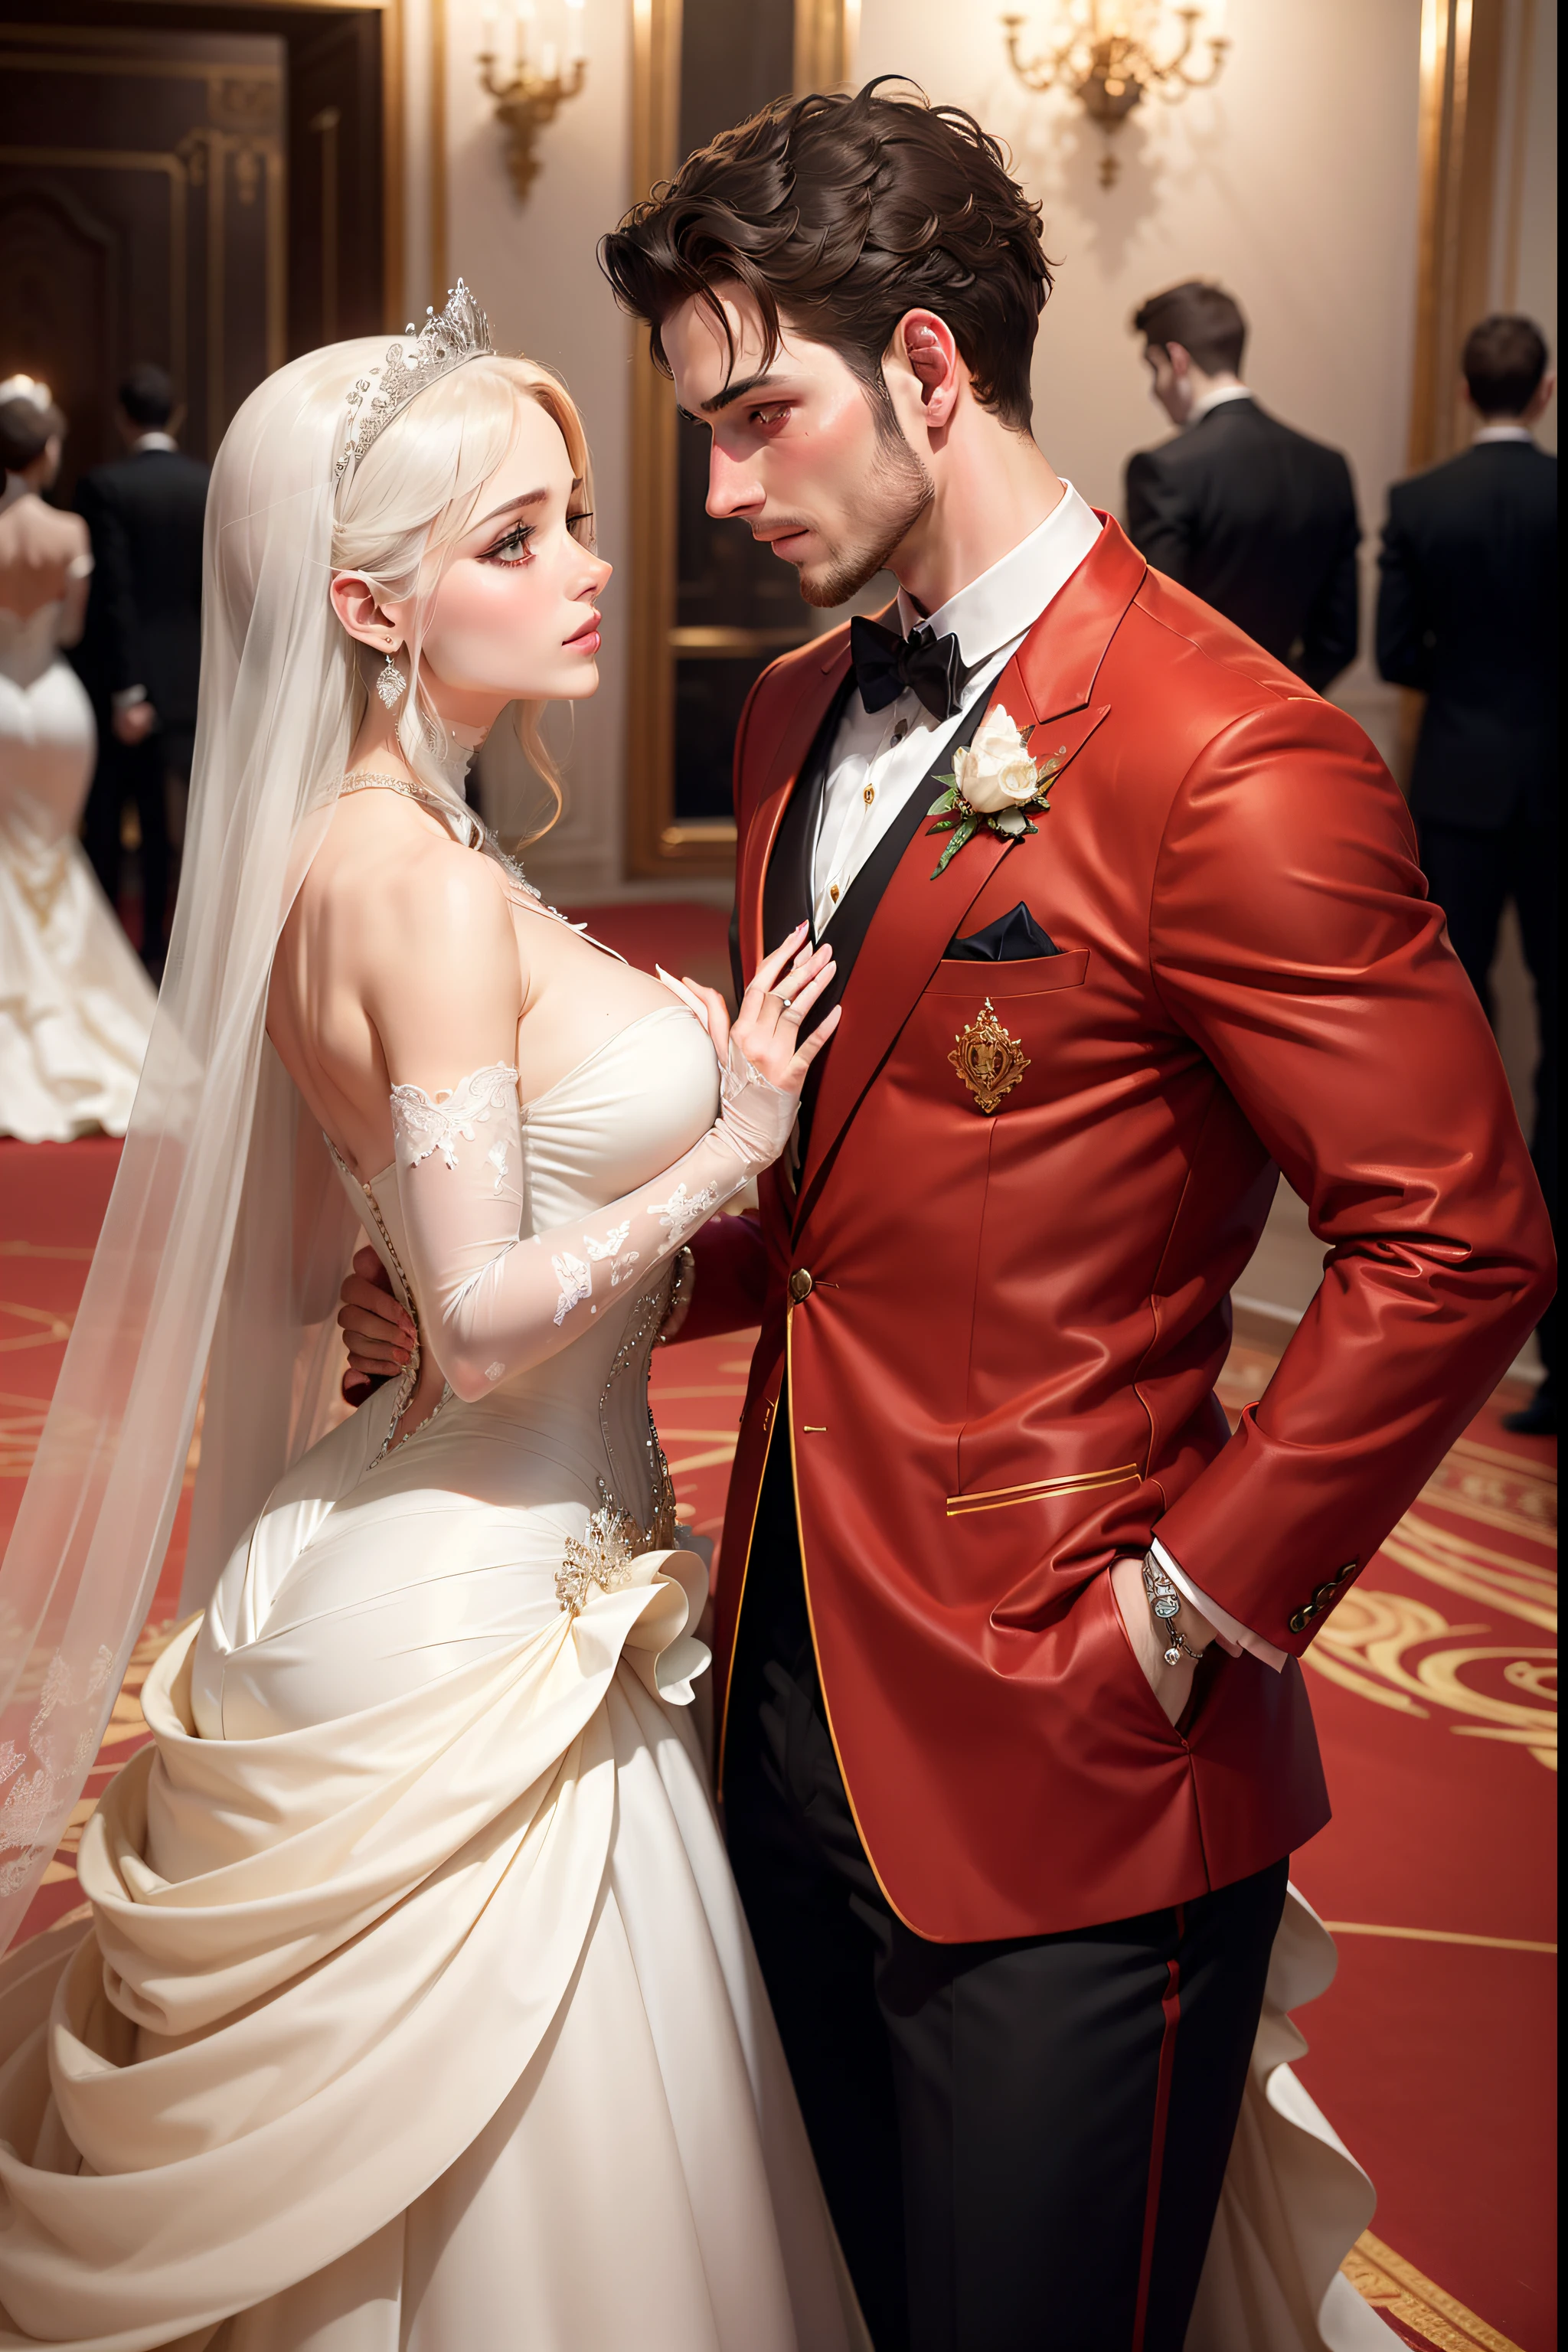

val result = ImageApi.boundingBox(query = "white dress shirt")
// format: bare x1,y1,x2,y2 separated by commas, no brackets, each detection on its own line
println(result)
808,481,1285,1670
1472,423,1535,444
1187,382,1254,424
809,484,1102,935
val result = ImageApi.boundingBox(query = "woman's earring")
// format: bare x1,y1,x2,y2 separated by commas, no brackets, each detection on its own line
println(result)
376,650,407,709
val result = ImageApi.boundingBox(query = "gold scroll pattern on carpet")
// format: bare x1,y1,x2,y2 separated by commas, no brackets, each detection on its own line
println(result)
1214,1355,1558,1772
1300,1438,1556,1773
1341,2231,1527,2352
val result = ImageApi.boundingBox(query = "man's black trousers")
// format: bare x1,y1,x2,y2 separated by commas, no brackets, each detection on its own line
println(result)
83,730,179,972
722,1414,1289,2352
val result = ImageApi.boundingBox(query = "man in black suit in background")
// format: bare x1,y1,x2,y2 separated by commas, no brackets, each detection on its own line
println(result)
74,364,209,976
1125,280,1361,691
1378,315,1558,1435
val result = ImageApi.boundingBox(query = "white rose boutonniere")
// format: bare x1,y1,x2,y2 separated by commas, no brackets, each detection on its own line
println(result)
926,702,1058,877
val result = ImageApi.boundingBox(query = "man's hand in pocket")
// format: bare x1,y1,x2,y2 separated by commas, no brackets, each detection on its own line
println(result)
1109,1555,1217,1727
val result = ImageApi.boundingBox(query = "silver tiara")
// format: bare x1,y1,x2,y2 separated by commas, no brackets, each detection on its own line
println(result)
335,279,494,482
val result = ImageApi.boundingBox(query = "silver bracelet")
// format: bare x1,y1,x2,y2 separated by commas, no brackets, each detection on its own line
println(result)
1142,1552,1207,1667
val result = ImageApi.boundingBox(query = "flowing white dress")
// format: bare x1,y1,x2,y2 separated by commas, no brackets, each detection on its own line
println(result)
0,596,156,1143
0,995,1401,2351
0,1005,867,2350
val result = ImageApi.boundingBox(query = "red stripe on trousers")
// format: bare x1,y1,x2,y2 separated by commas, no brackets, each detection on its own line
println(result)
1132,1906,1184,2350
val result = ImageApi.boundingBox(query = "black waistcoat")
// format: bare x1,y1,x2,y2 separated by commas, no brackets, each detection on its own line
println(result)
753,681,998,1165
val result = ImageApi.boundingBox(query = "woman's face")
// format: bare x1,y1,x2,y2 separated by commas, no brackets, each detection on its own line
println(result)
346,395,610,731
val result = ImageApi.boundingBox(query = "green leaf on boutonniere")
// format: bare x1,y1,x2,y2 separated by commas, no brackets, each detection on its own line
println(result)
929,815,978,878
927,776,960,816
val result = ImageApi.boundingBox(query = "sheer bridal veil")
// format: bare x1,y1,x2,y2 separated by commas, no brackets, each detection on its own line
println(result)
0,302,584,1947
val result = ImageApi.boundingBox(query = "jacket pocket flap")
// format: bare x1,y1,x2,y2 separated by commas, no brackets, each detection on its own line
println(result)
927,949,1089,998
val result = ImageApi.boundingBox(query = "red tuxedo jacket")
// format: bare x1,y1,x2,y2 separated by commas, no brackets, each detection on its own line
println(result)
687,516,1553,1943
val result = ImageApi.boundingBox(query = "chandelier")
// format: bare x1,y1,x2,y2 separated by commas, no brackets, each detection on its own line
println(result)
1001,4,1230,188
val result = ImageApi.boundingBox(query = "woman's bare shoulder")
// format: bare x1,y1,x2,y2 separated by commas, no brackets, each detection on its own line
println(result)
309,800,518,988
0,500,90,598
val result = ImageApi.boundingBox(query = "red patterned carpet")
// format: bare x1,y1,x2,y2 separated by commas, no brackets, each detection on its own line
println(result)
0,903,1555,2351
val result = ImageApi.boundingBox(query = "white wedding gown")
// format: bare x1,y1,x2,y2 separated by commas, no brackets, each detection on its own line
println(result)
0,985,1399,2351
0,596,156,1143
0,1003,867,2350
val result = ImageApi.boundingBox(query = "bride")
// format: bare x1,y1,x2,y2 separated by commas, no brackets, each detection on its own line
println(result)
0,380,157,1142
0,287,867,2347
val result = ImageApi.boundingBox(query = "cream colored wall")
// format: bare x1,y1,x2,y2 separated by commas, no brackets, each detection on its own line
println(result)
426,0,1555,896
856,0,1423,766
442,0,635,897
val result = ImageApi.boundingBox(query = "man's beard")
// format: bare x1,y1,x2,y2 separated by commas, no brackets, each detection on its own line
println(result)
792,415,934,610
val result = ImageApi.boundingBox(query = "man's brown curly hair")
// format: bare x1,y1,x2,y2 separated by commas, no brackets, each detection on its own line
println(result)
599,80,1052,432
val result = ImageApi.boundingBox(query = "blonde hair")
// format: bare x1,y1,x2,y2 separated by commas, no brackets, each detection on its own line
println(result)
331,351,593,843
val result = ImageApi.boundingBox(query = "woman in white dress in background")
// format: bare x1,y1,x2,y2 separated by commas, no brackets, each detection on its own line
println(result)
0,380,156,1142
0,288,866,2349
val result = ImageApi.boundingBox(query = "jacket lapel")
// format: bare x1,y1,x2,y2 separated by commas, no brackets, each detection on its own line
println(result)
738,635,855,983
792,516,1146,1226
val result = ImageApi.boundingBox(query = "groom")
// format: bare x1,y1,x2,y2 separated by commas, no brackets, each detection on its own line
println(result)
592,83,1552,2352
342,83,1549,2352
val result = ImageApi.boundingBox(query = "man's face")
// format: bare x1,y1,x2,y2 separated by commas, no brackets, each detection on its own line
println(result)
662,287,933,608
1143,341,1192,427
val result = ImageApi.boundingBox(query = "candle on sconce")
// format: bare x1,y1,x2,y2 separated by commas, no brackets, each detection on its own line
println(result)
478,0,590,202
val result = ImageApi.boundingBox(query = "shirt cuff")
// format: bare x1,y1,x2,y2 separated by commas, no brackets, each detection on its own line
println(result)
112,686,148,713
1149,1535,1289,1672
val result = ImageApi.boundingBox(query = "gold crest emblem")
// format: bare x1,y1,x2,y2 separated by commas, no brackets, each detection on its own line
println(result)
948,998,1031,1115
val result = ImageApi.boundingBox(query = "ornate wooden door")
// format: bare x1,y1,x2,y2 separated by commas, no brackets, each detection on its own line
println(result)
0,3,385,495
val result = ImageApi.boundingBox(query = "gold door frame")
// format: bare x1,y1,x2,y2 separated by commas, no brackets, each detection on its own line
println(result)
1407,0,1507,472
1396,0,1511,780
626,0,858,878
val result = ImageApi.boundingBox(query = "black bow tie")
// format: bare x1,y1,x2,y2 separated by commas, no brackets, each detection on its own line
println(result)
849,612,967,723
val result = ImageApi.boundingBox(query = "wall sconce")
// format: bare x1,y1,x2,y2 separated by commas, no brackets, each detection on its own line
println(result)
479,0,589,202
1001,4,1229,188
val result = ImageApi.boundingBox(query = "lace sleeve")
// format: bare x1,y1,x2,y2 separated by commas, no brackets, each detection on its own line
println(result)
390,1043,799,1402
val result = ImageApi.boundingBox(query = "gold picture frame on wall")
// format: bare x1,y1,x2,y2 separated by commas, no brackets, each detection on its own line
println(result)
626,0,858,878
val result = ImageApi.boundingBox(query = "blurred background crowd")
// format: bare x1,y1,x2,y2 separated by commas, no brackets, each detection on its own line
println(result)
0,0,1557,1429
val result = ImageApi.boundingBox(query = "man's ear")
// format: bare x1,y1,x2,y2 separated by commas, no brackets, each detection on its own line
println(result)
1165,341,1194,383
888,309,962,426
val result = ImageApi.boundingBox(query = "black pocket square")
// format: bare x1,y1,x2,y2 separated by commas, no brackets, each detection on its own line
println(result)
945,902,1060,962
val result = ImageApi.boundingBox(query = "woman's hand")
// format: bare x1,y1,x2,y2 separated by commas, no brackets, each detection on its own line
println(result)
658,923,838,1088
662,926,842,1181
729,923,840,1093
